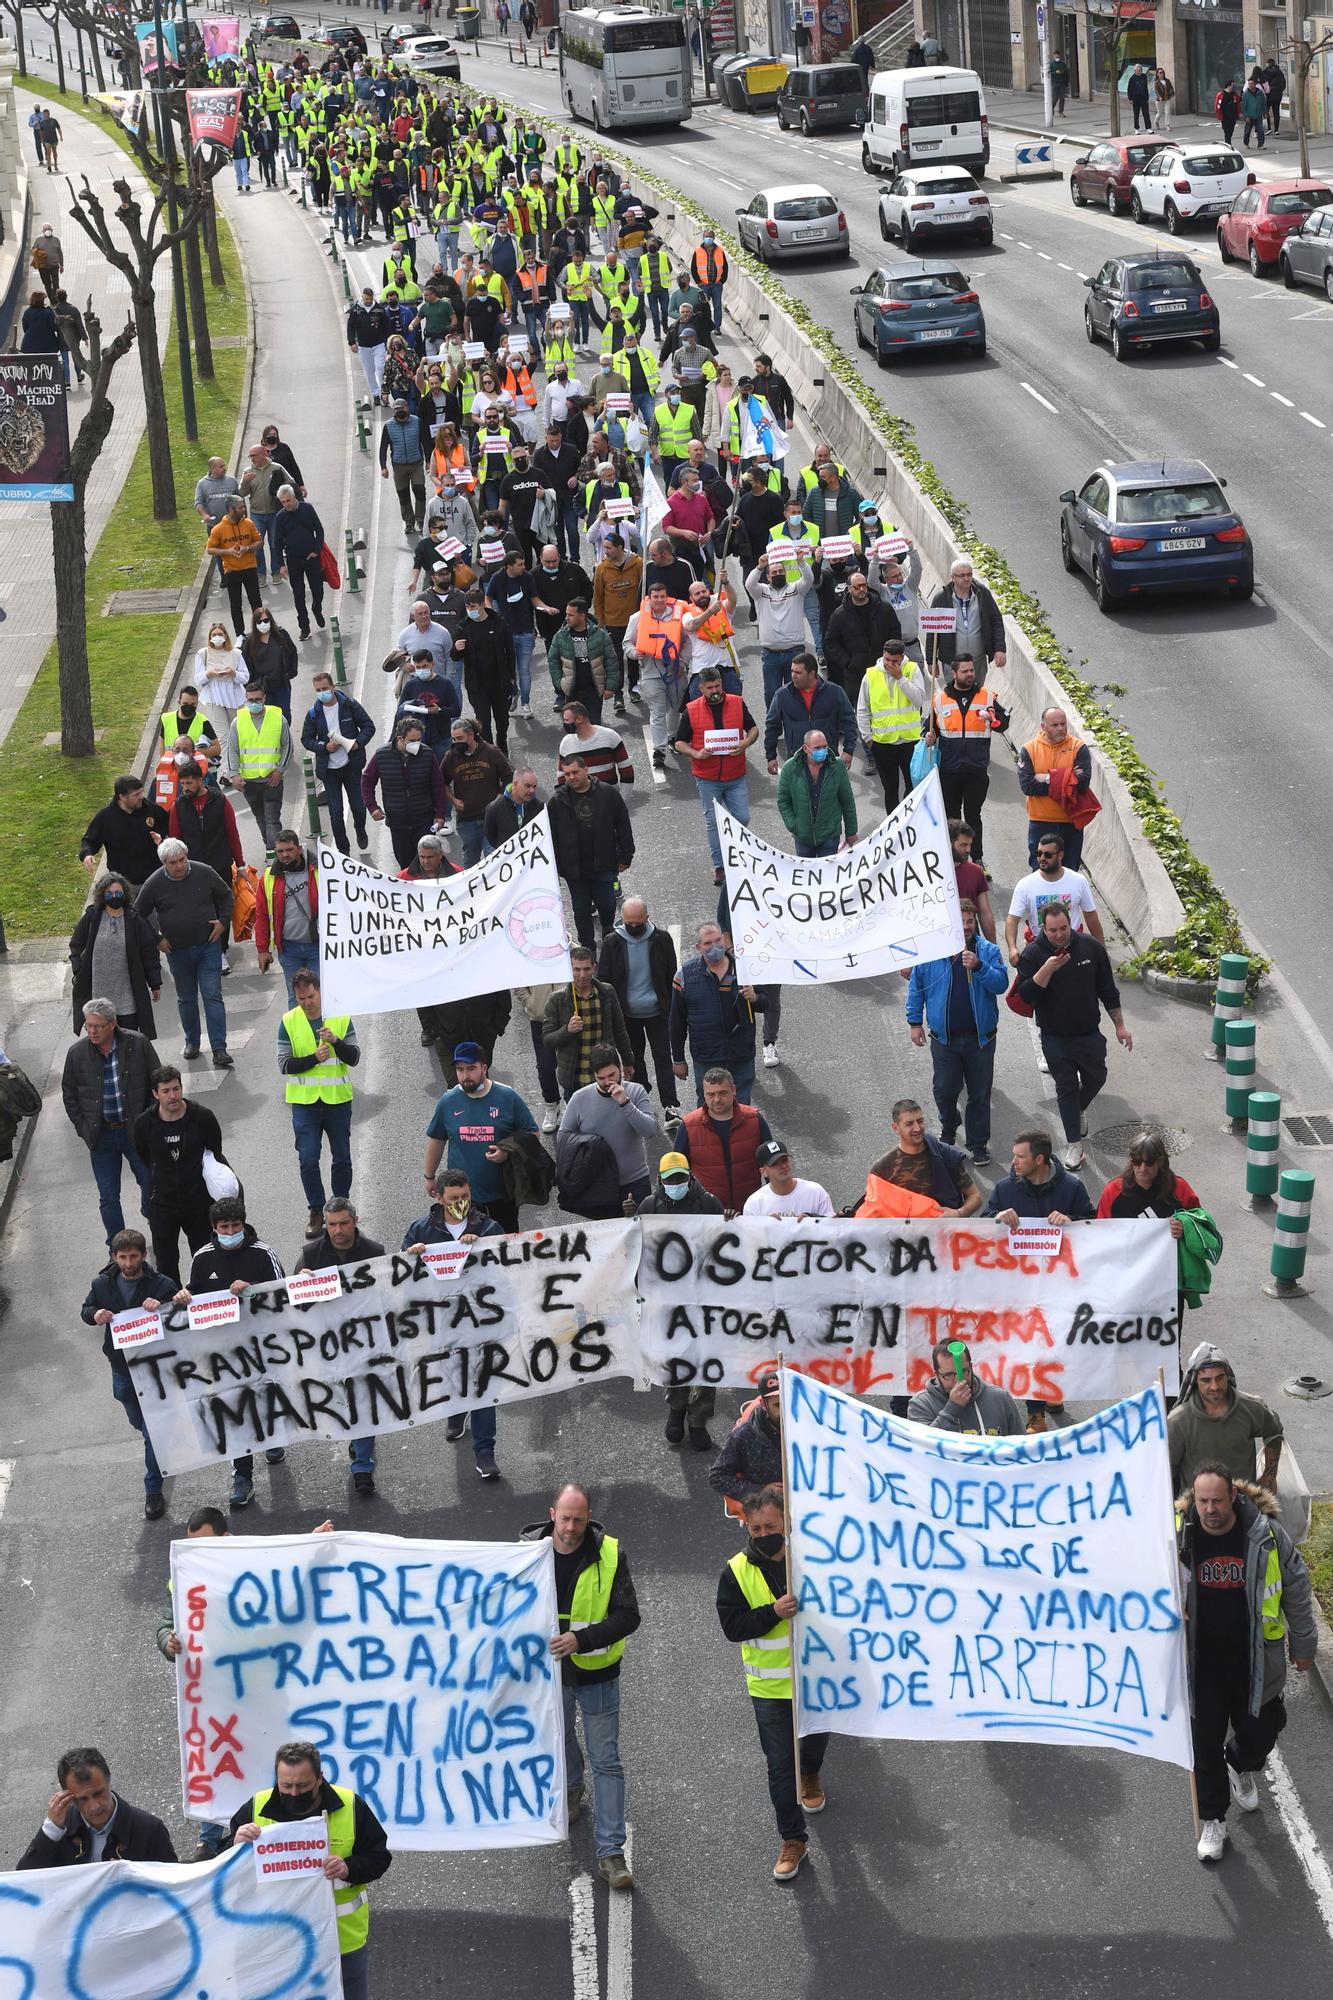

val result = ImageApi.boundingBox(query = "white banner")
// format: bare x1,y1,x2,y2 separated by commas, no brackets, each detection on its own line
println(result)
0,1846,340,1998
172,1531,566,1847
131,1224,641,1476
785,1374,1193,1767
637,1216,1180,1404
317,812,571,1016
719,769,965,986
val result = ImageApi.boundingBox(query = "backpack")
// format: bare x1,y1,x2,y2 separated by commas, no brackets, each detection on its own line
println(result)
555,1130,620,1217
0,1061,43,1122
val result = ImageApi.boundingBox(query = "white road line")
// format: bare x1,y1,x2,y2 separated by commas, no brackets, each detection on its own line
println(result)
1017,240,1032,249
1301,411,1326,428
1020,382,1059,414
1000,231,1014,240
642,721,665,787
0,1460,12,1523
1058,262,1073,271
1036,250,1053,261
1219,356,1239,368
1269,1750,1333,1945
569,1872,599,2000
1271,392,1294,406
1243,371,1266,386
607,1824,634,2000
1077,271,1090,281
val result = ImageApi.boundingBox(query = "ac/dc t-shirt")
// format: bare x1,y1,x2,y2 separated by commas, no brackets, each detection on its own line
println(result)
1193,1516,1249,1656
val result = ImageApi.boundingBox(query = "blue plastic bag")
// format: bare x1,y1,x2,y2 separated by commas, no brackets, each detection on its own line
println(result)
909,735,938,789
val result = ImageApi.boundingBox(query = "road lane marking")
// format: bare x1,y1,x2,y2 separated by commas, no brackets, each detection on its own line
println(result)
1220,356,1239,368
1017,240,1032,249
569,1872,599,2000
607,1824,634,2000
1271,392,1294,407
1301,411,1326,427
1000,231,1014,239
1269,1750,1333,1946
643,722,665,787
1077,271,1090,280
1020,382,1059,413
1037,250,1053,261
0,1460,12,1523
1243,372,1266,386
1058,262,1073,270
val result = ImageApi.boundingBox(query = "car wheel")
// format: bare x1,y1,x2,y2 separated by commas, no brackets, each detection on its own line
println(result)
1130,192,1146,224
1092,558,1122,612
1281,254,1296,290
880,208,892,241
1107,185,1122,217
853,310,866,350
977,227,994,245
862,141,876,174
1060,518,1079,574
591,103,603,134
876,342,895,369
1111,326,1132,363
902,226,917,256
1230,579,1255,601
1164,201,1182,235
1070,174,1085,207
1201,330,1221,352
1084,304,1098,345
1325,268,1333,304
800,111,812,136
1217,229,1231,263
972,340,986,359
1248,242,1267,277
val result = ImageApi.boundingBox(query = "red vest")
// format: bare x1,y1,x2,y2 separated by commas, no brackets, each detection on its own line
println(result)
682,1102,762,1211
685,692,747,783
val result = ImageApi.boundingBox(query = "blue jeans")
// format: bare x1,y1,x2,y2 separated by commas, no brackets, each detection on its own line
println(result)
90,1125,151,1242
643,287,668,338
523,306,547,349
693,1058,754,1104
752,1696,828,1842
1028,821,1084,872
570,299,591,345
930,1033,996,1153
291,1099,353,1209
513,630,534,706
702,279,723,327
563,1678,626,1857
168,939,227,1053
112,1369,163,1496
340,1946,369,2000
459,817,486,867
631,389,655,430
470,1405,497,1453
554,496,581,562
250,509,278,577
278,937,321,1005
233,155,250,189
695,775,749,872
761,646,800,708
350,1436,376,1472
795,836,840,857
805,591,822,657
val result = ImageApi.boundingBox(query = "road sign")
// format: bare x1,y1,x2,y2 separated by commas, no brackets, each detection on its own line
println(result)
1009,140,1058,180
1036,2,1046,30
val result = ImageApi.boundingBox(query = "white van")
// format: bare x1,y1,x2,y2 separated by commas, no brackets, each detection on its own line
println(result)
862,66,989,179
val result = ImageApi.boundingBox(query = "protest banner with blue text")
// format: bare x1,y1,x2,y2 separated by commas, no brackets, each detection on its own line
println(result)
637,1215,1180,1405
0,1845,339,1999
172,1530,566,1848
132,1223,639,1477
784,1373,1193,1767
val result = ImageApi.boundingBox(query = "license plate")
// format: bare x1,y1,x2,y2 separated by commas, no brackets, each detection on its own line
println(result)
915,140,941,151
918,328,955,340
1204,201,1229,213
1153,300,1188,312
935,211,969,222
1166,537,1206,551
792,227,819,239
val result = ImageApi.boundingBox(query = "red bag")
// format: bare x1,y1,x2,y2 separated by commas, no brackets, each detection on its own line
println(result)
319,542,341,589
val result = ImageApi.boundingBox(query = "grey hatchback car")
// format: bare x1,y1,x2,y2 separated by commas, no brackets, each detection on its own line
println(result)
1279,207,1333,300
736,184,850,262
775,63,869,133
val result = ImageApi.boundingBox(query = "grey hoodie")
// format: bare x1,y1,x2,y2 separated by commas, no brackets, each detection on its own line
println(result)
1178,1480,1316,1716
906,1372,1027,1437
1168,1339,1283,1492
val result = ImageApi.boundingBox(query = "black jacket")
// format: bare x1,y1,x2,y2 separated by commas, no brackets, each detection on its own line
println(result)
297,1229,385,1271
708,1401,783,1503
300,689,376,778
271,501,325,569
347,300,395,348
240,626,299,704
187,1225,284,1294
460,612,516,704
18,1797,177,1870
69,902,161,1035
400,1205,503,1249
636,1176,722,1216
132,1099,226,1209
1016,929,1122,1039
547,779,634,883
483,788,545,851
81,1257,177,1376
822,592,900,691
61,1027,160,1149
598,923,677,1016
79,799,166,884
519,1518,641,1684
228,1778,391,1888
171,788,238,884
754,368,794,428
928,580,1005,667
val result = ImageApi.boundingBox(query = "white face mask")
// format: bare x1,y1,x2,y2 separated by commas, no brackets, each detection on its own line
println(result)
209,636,227,650
402,740,422,756
256,619,271,633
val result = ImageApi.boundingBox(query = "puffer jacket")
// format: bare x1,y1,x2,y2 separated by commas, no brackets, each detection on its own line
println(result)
708,1400,783,1503
1177,1481,1317,1716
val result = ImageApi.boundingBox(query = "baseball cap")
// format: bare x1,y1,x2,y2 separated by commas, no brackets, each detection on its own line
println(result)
392,397,409,413
452,1041,486,1064
755,1140,789,1168
658,1152,690,1180
857,498,878,515
756,1368,781,1397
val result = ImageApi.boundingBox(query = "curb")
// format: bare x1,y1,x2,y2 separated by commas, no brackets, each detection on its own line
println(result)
1307,1589,1333,1724
1140,967,1213,1005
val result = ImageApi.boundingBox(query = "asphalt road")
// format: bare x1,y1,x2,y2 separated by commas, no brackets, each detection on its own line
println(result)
5,31,1333,2000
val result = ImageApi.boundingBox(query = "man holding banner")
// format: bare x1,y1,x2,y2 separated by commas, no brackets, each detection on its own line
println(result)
230,1741,391,2000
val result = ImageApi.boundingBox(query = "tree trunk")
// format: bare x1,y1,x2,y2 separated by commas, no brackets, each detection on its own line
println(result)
134,286,177,519
50,7,67,92
1107,59,1121,135
53,491,97,756
90,26,105,92
203,191,225,286
184,219,214,379
12,8,28,77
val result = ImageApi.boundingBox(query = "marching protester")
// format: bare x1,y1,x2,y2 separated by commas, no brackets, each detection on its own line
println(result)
80,1230,177,1519
1169,1345,1284,1496
557,1043,658,1216
61,1000,157,1242
905,900,1008,1165
132,1064,228,1282
907,1340,1027,1436
708,1366,783,1505
176,1196,288,1509
1016,904,1133,1171
403,1167,506,1478
18,1747,176,1866
297,1200,386,1495
279,970,359,1240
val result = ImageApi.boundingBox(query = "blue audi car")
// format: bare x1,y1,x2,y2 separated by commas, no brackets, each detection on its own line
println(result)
850,259,986,364
1059,459,1253,612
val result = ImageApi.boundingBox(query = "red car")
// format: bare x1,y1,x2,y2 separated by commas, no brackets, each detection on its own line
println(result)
1068,138,1160,217
1217,179,1333,275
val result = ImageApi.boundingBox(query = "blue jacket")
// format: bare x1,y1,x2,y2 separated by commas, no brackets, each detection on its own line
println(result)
401,1205,505,1249
983,1166,1095,1220
300,690,376,776
905,938,1008,1047
669,951,767,1070
763,677,859,761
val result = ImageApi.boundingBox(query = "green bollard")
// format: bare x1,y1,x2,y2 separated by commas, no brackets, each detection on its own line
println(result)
1264,1168,1315,1298
330,615,347,686
345,530,360,595
302,755,323,841
356,405,368,454
341,259,352,302
1224,1019,1256,1126
1245,1091,1281,1205
300,178,308,209
1207,952,1250,1062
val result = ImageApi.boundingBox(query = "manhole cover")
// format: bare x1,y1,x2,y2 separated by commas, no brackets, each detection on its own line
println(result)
1284,1113,1333,1147
103,588,190,616
1092,1121,1192,1158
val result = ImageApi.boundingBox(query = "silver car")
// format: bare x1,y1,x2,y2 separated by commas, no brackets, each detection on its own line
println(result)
735,183,850,263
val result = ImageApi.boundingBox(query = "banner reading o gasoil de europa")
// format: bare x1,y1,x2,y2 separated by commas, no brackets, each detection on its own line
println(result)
317,810,571,1015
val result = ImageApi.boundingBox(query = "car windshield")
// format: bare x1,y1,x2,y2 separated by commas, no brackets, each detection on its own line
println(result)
887,274,964,301
774,196,837,219
1126,262,1197,289
1118,482,1228,523
1123,145,1156,168
1270,188,1333,214
814,67,863,94
1181,152,1243,175
916,174,978,195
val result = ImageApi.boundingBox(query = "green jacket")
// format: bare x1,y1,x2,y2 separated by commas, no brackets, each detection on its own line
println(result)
776,752,856,847
1177,1206,1223,1309
546,618,621,698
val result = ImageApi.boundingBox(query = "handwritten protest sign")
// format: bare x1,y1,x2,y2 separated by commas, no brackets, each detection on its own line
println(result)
131,1223,640,1476
253,1820,330,1883
317,816,570,1016
637,1215,1180,1404
172,1531,566,1848
0,1846,339,1998
785,1373,1192,1767
718,768,964,985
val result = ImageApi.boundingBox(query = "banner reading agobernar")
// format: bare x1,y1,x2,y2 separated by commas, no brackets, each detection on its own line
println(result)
173,1531,566,1848
785,1374,1193,1768
637,1215,1180,1405
718,767,964,986
0,1846,340,1998
131,1224,639,1476
317,812,571,1016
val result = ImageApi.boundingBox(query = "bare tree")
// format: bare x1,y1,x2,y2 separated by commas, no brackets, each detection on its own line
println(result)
63,166,204,518
1,0,29,77
55,0,143,85
1281,32,1333,180
1094,0,1140,138
54,305,139,757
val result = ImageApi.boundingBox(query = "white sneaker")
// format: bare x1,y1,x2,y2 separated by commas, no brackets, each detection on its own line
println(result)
1079,1112,1089,1137
541,1104,560,1134
763,1043,780,1068
1036,1054,1050,1075
1062,1142,1085,1171
1196,1818,1227,1863
219,951,231,975
1228,1765,1260,1813
520,703,533,720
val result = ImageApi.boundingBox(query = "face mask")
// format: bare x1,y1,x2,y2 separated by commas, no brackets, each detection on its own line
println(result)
403,739,422,756
104,893,125,909
282,1790,319,1813
412,665,431,678
666,392,680,405
624,922,647,939
256,618,271,633
467,608,485,622
705,692,724,708
216,1229,245,1250
769,576,786,592
785,513,802,528
750,1531,784,1559
209,637,227,650
246,701,266,717
809,746,829,765
445,1198,470,1220
319,689,337,705
180,704,197,718
542,565,559,577
663,1179,690,1202
703,944,727,966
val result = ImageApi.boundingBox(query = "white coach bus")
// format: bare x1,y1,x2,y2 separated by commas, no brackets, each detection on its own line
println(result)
559,6,692,132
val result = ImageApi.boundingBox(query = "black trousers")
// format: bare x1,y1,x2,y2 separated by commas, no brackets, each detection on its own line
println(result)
469,678,510,758
870,742,914,815
1039,1028,1107,1143
324,761,368,854
940,765,991,859
1192,1667,1286,1822
287,553,325,637
148,1196,213,1284
388,815,434,869
224,567,263,632
626,1012,679,1110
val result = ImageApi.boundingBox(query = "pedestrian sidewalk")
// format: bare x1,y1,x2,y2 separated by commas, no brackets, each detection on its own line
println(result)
3,90,171,759
984,82,1333,185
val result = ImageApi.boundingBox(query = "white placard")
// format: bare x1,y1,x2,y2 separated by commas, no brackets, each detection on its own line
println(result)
766,538,796,564
186,1290,242,1333
547,302,572,321
111,1305,165,1351
1009,1224,1064,1260
482,436,511,455
604,392,632,413
422,1242,471,1281
604,497,636,520
463,339,487,359
918,606,959,635
285,1267,343,1306
437,534,465,559
822,534,855,561
252,1819,331,1882
703,729,742,754
877,533,910,559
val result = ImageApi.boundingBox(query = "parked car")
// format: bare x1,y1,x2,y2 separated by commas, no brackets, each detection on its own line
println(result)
1059,459,1252,612
715,52,787,111
1083,253,1219,360
310,23,368,58
736,183,849,262
1068,137,1159,217
1278,204,1333,299
1129,145,1253,233
1218,180,1333,275
253,13,302,39
395,33,462,78
878,164,992,251
775,62,868,134
851,260,985,365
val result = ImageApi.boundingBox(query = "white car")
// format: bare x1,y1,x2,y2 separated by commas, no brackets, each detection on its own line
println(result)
877,165,993,253
393,33,462,79
1129,145,1252,234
